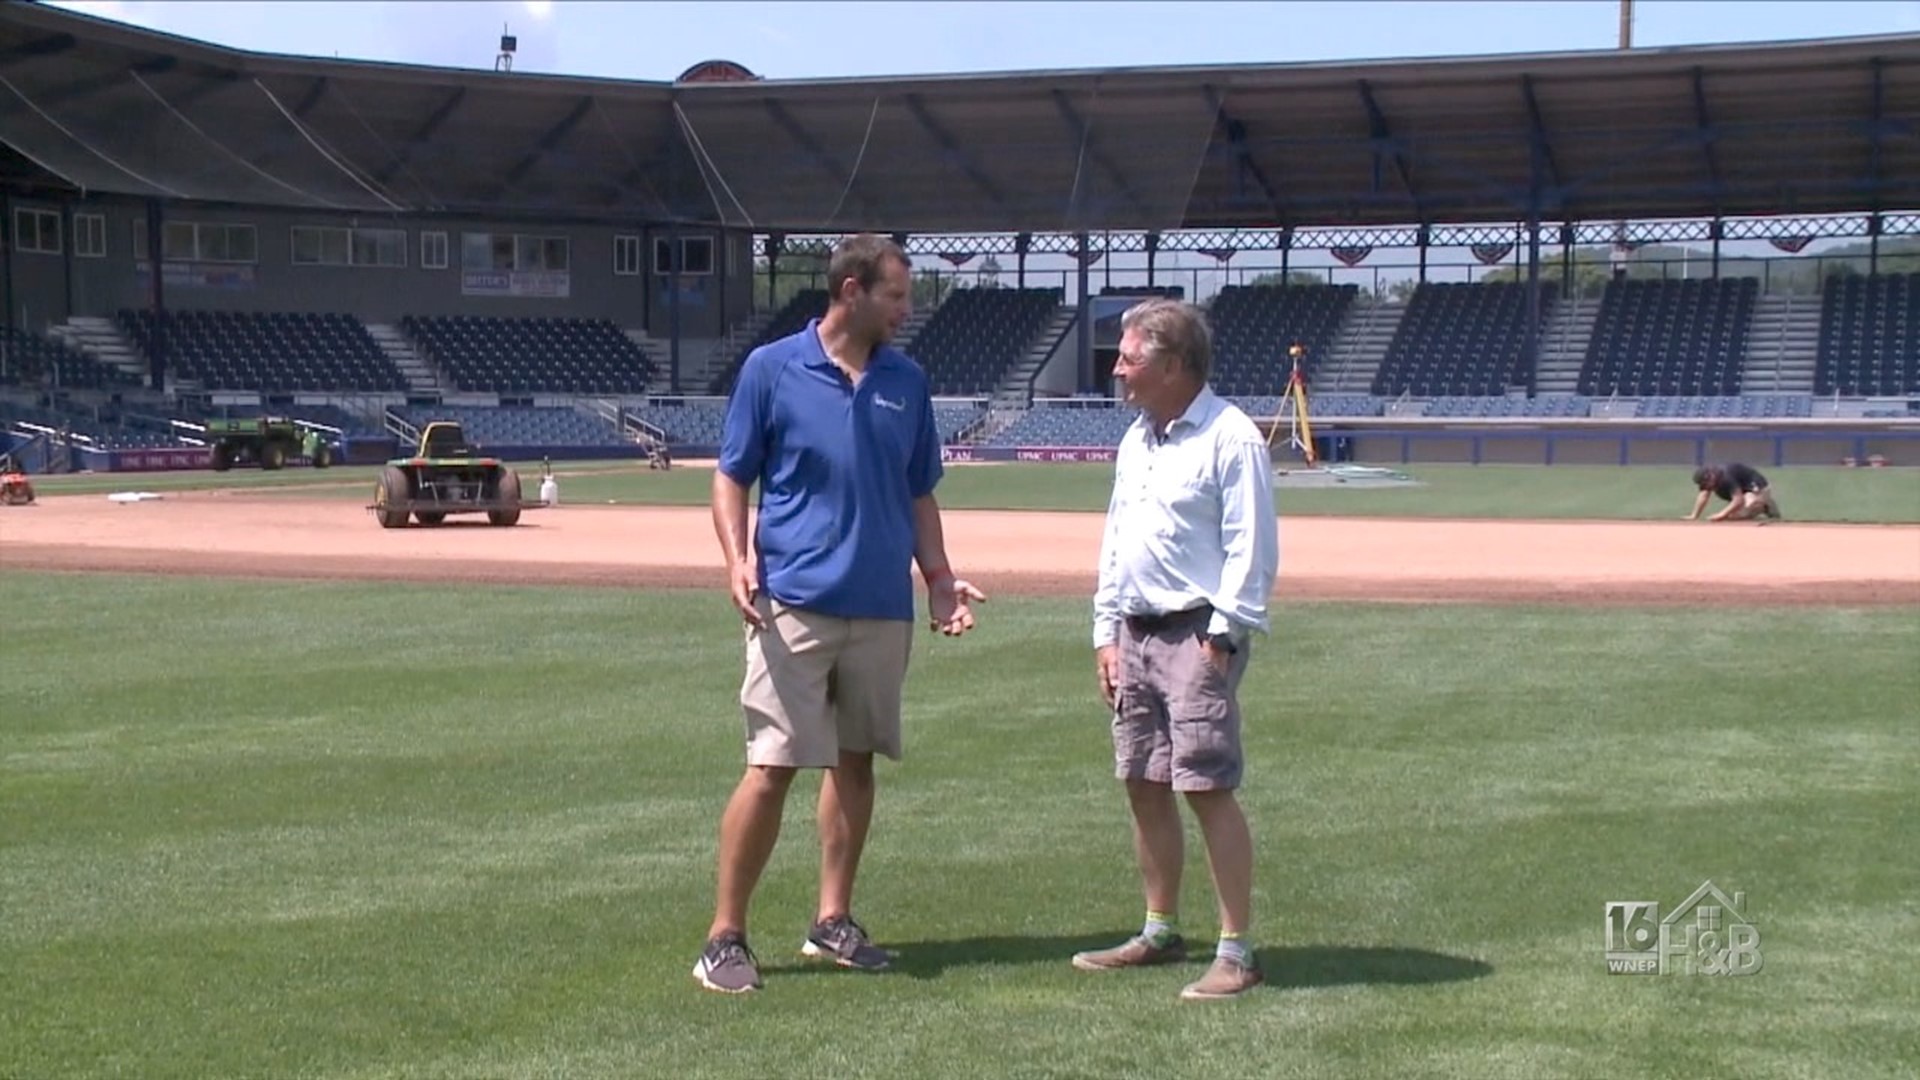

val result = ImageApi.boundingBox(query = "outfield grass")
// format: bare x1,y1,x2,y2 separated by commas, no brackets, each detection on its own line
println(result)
23,461,1920,523
2,576,1914,1079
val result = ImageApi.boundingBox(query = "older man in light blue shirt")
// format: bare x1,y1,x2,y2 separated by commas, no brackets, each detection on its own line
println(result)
1073,297,1278,1002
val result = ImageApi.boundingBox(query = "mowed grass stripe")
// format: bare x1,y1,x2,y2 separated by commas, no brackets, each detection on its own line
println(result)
1,575,1914,1079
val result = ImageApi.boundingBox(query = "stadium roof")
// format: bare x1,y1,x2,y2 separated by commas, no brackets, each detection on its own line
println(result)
2,0,1916,234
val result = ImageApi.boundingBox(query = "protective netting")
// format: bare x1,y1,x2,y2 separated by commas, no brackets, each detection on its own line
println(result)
672,79,1222,233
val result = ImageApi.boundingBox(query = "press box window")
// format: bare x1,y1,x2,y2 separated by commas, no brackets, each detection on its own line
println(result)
462,232,569,271
14,208,61,254
291,226,406,267
74,213,106,258
652,235,714,275
136,221,258,263
614,234,642,276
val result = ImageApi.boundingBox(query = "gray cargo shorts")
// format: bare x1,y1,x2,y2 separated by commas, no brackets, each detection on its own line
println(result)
1111,606,1249,792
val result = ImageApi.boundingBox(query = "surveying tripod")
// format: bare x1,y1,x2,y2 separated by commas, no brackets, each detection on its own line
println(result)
1267,342,1318,466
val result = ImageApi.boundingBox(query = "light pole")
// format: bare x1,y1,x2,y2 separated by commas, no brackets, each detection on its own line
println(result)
1610,0,1636,277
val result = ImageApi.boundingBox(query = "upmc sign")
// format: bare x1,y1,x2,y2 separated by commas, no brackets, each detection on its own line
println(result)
111,448,213,472
938,446,1119,464
1013,448,1117,464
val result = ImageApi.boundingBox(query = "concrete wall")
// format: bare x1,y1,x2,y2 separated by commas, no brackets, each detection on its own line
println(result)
1341,426,1920,467
1031,314,1086,397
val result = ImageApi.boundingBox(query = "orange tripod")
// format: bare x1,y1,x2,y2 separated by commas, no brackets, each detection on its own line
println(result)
1269,342,1317,465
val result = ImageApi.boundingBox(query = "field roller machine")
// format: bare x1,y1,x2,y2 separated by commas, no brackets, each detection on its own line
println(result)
367,421,546,528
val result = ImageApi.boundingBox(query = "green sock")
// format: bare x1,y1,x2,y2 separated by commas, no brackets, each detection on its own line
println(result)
1216,931,1253,966
1142,910,1178,946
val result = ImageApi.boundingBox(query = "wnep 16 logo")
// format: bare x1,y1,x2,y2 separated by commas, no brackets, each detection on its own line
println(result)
1604,880,1763,976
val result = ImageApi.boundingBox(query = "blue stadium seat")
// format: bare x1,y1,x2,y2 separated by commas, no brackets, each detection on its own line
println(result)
0,328,138,390
982,402,1139,448
117,309,405,393
400,315,653,395
1373,282,1558,397
1815,273,1919,396
392,405,625,449
908,288,1063,396
1577,278,1758,397
1209,285,1358,397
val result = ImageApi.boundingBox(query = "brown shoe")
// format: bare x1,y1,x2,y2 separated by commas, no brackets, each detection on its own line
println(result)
1071,934,1187,971
1180,955,1264,1000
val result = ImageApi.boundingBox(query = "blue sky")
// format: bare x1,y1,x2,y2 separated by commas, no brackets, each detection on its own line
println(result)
42,1,1920,82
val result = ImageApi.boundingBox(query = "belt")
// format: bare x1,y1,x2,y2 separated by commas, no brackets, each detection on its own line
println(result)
1124,605,1212,634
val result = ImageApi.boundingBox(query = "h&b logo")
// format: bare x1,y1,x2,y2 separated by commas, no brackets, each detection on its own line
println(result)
1604,880,1762,976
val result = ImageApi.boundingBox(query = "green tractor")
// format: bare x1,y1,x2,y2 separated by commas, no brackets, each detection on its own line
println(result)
368,420,540,528
205,415,336,471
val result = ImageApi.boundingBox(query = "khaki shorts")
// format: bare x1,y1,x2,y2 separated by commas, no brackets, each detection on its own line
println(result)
740,596,913,768
1111,611,1249,792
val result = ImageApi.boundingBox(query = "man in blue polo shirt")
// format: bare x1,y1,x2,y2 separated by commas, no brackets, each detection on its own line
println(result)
694,233,987,995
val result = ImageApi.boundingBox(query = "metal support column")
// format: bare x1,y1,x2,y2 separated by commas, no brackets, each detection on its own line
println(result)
145,198,168,390
1076,232,1093,392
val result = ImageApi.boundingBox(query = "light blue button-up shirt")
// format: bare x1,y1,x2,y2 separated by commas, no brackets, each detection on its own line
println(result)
1092,386,1279,649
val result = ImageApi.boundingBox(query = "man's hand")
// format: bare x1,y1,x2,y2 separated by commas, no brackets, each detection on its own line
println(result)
728,560,764,629
927,574,987,636
1095,644,1121,709
1201,638,1233,675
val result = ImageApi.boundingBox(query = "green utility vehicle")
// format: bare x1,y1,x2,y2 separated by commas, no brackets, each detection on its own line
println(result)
206,416,335,471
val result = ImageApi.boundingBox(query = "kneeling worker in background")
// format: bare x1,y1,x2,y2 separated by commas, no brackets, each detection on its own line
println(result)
1686,463,1782,523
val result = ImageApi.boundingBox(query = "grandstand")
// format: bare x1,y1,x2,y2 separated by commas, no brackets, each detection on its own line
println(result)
626,398,985,449
705,291,830,395
391,405,624,449
1209,285,1358,397
1422,394,1593,419
627,401,728,447
177,400,394,438
400,316,654,396
1577,278,1759,397
0,398,179,450
0,327,137,390
910,288,1063,396
117,310,406,394
1372,282,1557,398
0,2,1915,469
1817,273,1920,397
984,403,1139,449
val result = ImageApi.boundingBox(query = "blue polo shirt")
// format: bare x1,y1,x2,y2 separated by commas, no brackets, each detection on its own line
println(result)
718,320,944,621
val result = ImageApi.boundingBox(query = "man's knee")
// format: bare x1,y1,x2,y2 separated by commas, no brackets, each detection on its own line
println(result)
832,751,876,785
1125,776,1175,803
1181,786,1243,811
741,764,800,797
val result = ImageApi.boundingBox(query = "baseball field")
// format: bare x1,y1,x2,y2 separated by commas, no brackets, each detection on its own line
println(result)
3,462,1917,1079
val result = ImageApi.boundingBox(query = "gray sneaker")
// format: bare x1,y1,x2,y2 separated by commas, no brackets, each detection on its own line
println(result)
1071,934,1188,971
801,915,891,971
692,932,762,994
